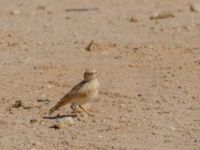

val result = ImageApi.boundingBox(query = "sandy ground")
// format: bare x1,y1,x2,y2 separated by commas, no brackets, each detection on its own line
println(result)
0,0,200,149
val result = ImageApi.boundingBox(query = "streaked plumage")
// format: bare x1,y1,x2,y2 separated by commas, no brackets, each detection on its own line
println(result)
49,69,100,115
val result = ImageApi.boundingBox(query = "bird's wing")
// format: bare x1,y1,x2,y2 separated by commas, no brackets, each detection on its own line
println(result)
56,80,88,105
68,80,87,95
49,81,88,114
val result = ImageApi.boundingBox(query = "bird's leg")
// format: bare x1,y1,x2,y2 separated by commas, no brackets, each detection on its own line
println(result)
71,103,77,114
79,105,87,112
79,105,95,117
70,103,81,121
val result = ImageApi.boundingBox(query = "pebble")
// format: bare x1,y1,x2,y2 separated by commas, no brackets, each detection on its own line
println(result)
119,115,127,123
168,123,176,131
101,119,106,123
47,10,53,15
10,10,21,15
12,100,23,108
191,3,200,13
62,117,74,126
44,23,50,28
194,139,198,142
30,119,37,124
86,40,95,51
36,41,43,46
128,64,136,68
119,104,126,108
41,94,46,98
51,117,74,129
37,5,46,10
14,84,19,88
129,17,139,22
85,40,116,52
99,135,103,138
50,124,61,129
47,84,54,88
39,120,46,126
150,11,174,20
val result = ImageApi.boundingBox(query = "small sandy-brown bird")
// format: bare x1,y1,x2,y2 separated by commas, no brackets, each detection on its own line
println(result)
49,69,100,115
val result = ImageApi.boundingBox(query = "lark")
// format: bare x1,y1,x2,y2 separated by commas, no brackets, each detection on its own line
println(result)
49,69,100,115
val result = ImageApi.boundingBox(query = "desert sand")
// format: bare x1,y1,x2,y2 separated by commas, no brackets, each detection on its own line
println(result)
0,0,200,149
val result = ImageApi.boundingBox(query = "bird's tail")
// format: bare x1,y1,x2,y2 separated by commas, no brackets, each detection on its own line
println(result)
49,105,59,115
49,99,70,115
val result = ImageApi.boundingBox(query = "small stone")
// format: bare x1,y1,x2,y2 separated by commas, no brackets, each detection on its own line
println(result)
65,16,71,20
37,5,46,10
168,123,176,131
54,117,75,129
85,40,116,53
50,118,74,129
2,97,5,102
128,64,136,68
101,119,106,123
114,56,122,59
39,120,46,126
194,60,200,64
129,17,138,22
164,140,171,143
191,3,200,13
150,11,174,20
30,119,37,124
119,115,127,123
36,41,43,46
37,99,50,104
12,100,23,108
99,135,103,138
32,142,41,147
86,40,94,51
50,124,62,129
63,117,74,126
119,104,126,108
60,140,69,147
47,11,52,15
44,23,50,28
41,94,46,98
10,10,21,15
47,84,54,88
14,84,19,88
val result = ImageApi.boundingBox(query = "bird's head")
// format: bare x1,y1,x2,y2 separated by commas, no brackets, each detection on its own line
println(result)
84,68,97,81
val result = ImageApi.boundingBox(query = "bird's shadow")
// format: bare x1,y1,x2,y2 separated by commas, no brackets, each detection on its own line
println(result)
43,114,77,120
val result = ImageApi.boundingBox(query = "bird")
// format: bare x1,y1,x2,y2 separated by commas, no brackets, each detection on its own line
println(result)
49,69,100,115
